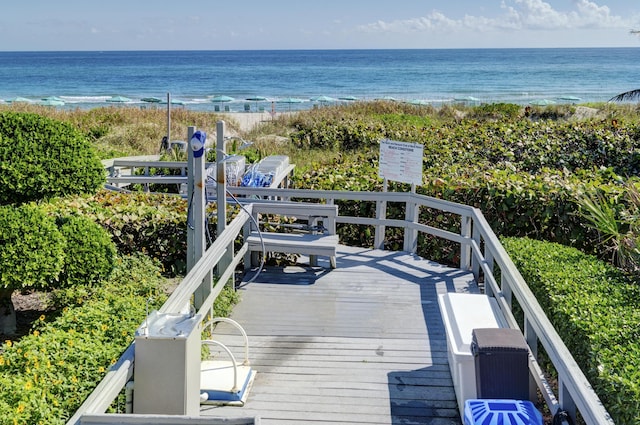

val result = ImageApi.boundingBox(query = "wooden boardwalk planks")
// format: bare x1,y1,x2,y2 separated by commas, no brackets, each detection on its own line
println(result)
202,246,478,425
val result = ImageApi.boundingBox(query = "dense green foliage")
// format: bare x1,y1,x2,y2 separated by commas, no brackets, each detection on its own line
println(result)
0,204,66,291
0,112,105,205
575,180,640,271
289,105,640,264
56,215,117,287
503,237,640,425
0,250,239,423
0,254,167,424
0,204,118,293
3,102,640,421
46,191,207,275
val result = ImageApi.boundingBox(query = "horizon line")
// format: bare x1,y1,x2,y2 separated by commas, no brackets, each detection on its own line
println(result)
1,46,639,54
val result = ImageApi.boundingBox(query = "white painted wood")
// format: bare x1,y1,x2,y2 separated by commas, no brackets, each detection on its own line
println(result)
245,203,339,269
78,166,615,424
79,414,259,424
202,247,474,424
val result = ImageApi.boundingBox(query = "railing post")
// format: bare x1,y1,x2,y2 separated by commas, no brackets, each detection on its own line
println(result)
188,126,213,313
216,121,234,289
471,219,482,280
143,165,150,192
559,378,578,423
484,249,495,297
502,275,513,309
403,191,419,253
186,127,196,272
524,316,539,401
374,179,387,249
460,214,472,271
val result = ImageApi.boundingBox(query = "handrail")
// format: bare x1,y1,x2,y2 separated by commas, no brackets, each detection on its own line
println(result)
470,209,613,424
69,179,612,424
67,208,252,425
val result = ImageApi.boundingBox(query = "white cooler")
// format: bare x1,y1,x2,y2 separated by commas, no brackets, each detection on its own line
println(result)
438,293,507,419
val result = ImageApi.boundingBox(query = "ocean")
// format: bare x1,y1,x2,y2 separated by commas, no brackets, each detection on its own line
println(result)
0,48,639,111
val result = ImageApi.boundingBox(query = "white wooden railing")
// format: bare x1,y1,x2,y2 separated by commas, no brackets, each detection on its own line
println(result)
68,180,613,424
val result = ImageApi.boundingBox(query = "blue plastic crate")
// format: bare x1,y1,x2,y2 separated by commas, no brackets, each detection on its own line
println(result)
464,399,543,425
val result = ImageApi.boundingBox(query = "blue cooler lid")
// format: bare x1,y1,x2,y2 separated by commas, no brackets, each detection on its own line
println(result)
464,399,543,425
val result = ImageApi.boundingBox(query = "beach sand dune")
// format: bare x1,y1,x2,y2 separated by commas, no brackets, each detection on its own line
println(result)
218,112,274,133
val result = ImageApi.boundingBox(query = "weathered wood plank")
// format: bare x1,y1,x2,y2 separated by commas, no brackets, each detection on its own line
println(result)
203,246,472,425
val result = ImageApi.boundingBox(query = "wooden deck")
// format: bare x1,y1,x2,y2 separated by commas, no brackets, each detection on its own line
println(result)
203,246,478,425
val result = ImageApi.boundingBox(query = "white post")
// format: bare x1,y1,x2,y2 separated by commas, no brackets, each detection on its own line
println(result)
186,126,196,272
188,126,212,312
216,121,234,286
460,214,473,271
216,121,227,235
403,184,419,253
374,178,387,249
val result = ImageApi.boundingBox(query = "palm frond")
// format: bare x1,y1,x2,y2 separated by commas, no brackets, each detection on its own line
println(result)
576,192,619,242
609,89,640,103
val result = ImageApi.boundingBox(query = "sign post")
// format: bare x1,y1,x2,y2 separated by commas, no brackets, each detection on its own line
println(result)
378,139,424,252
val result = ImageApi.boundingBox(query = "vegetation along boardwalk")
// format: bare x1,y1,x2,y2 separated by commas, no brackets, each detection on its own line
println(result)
203,245,477,425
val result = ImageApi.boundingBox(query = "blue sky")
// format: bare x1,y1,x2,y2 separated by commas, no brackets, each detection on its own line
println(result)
1,0,639,51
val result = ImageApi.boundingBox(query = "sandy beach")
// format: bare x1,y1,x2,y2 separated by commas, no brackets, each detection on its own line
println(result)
218,112,275,133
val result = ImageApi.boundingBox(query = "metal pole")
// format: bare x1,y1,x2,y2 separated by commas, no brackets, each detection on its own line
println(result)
166,93,171,145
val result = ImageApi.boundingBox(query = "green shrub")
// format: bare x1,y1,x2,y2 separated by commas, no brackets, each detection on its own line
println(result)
0,203,66,291
0,203,66,334
0,112,105,205
502,236,640,424
467,103,522,121
0,250,241,423
57,215,117,286
46,191,221,276
0,254,168,424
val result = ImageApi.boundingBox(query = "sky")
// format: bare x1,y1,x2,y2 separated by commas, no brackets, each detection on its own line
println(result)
1,0,639,51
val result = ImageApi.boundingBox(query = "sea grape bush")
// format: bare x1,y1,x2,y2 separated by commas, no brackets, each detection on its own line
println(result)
502,236,640,425
291,107,640,263
46,190,221,276
0,112,105,205
47,191,189,275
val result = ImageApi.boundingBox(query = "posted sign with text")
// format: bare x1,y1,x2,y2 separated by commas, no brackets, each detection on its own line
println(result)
378,139,423,186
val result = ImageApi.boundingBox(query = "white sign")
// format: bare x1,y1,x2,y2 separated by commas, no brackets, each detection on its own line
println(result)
378,139,424,186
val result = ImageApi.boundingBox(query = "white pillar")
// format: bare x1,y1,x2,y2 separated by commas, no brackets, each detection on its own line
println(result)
216,121,234,286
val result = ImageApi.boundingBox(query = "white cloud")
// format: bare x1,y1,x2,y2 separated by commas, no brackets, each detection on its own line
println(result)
358,11,459,33
357,0,633,35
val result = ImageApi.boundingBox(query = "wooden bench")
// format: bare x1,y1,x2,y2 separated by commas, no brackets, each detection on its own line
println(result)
244,202,339,269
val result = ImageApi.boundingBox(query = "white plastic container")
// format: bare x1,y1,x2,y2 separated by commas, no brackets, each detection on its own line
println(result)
134,311,202,415
438,293,507,419
255,155,289,175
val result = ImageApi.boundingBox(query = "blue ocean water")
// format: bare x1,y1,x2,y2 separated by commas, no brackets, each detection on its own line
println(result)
0,48,639,111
